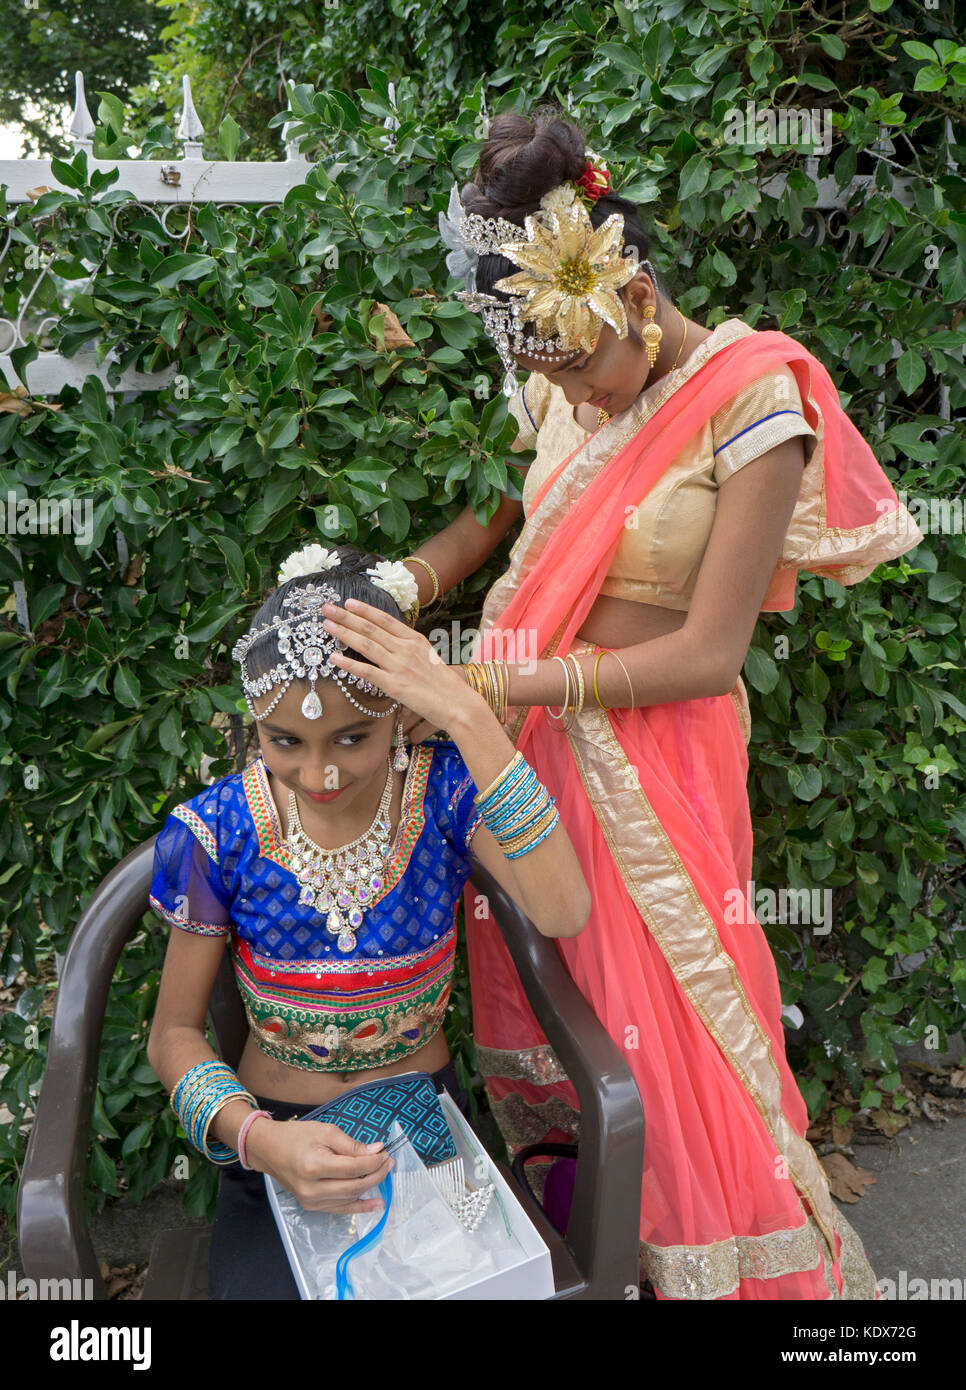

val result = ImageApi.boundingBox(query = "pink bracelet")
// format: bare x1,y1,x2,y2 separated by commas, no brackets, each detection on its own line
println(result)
237,1109,272,1170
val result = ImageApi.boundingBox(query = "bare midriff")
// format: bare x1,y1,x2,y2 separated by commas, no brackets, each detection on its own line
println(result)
235,1031,451,1108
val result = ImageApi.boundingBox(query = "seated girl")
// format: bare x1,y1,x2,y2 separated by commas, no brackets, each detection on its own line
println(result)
146,542,591,1300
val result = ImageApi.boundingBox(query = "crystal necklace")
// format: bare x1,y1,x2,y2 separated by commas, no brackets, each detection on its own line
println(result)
285,755,396,954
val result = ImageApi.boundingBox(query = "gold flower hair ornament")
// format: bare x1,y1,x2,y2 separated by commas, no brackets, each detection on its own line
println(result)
493,198,638,357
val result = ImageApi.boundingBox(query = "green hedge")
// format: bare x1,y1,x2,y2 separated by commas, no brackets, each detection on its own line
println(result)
1,0,964,1225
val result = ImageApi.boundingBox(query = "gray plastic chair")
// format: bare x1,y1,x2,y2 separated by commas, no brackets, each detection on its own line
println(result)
17,836,645,1299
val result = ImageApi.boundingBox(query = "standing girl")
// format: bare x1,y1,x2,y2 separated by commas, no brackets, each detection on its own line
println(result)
147,542,589,1299
398,109,923,1299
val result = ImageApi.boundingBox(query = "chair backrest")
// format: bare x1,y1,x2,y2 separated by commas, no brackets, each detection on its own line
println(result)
19,833,644,1300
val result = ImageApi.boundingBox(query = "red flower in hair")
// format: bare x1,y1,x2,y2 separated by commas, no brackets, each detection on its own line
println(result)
576,159,610,203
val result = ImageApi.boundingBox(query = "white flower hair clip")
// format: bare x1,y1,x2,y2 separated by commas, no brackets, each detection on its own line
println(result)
277,544,340,585
365,560,419,617
274,545,420,623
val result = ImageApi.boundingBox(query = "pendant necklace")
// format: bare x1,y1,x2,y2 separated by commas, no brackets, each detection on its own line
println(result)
285,755,396,954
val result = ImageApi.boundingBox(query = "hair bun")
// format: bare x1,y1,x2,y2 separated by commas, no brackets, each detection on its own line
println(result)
466,106,586,220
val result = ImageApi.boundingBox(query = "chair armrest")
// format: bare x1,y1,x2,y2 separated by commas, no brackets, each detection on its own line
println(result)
466,852,645,1300
17,837,158,1296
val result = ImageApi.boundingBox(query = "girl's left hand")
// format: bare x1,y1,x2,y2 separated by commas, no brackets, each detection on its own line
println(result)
320,599,475,734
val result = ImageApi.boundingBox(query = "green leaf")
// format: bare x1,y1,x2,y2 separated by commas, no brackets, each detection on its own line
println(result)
89,1140,118,1196
787,764,823,801
818,34,846,61
120,1119,153,1158
245,475,303,534
679,154,710,201
214,535,247,590
217,115,245,161
926,572,962,604
50,156,86,190
149,254,217,289
743,645,780,694
896,349,926,395
113,666,142,709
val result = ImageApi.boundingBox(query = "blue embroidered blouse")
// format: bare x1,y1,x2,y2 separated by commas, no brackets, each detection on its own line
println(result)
149,740,482,1072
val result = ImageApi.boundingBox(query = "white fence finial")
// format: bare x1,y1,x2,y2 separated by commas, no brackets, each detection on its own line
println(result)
177,74,205,158
69,71,96,152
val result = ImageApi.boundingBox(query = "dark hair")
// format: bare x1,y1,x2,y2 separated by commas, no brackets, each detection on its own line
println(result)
461,105,664,323
241,543,402,689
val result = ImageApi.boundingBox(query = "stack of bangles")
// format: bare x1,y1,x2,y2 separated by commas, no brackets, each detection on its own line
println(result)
472,750,560,860
462,648,636,731
170,1059,271,1169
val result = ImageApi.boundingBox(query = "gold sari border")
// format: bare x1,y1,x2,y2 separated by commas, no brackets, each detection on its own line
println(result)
476,1042,570,1086
489,1092,581,1154
640,1205,878,1301
564,700,842,1263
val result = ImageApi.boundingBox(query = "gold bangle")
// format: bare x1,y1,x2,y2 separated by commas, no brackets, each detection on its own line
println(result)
592,649,610,710
500,800,560,854
566,651,585,719
404,556,443,615
544,654,573,730
200,1089,258,1160
604,649,636,710
494,659,509,725
473,750,525,806
560,655,580,731
462,663,485,700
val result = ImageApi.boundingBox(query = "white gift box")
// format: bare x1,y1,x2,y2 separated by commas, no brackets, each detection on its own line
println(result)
265,1088,555,1300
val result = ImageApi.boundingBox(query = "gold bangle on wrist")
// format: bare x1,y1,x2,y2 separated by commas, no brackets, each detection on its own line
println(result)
604,649,636,710
565,651,585,720
592,648,610,710
473,750,525,806
545,654,576,732
404,556,443,616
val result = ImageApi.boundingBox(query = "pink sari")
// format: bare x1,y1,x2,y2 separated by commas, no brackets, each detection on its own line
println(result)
464,330,919,1300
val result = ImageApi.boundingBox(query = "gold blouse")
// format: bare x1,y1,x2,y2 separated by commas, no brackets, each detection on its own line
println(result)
508,319,834,612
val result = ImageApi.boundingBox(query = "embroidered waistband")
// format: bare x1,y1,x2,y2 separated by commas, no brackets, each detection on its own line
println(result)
232,938,455,1072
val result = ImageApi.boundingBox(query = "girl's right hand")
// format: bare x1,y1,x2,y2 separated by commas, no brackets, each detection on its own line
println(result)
246,1116,393,1213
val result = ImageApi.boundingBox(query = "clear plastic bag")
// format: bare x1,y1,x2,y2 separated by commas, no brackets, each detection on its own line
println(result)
267,1119,526,1299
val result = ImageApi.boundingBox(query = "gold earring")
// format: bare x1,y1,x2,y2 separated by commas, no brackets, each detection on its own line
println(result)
641,304,663,368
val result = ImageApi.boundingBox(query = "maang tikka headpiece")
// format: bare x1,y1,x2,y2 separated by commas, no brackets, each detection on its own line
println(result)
231,545,419,723
439,150,654,397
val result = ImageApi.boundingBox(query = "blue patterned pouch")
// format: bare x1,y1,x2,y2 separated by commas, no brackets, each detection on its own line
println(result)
300,1071,457,1167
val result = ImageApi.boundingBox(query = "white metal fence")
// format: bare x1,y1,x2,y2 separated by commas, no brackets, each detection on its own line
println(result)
0,71,312,394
